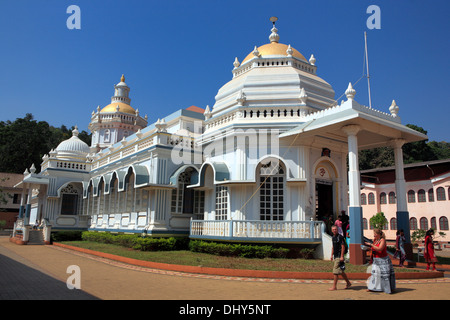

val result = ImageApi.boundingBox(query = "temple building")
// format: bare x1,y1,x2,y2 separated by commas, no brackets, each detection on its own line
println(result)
13,18,435,263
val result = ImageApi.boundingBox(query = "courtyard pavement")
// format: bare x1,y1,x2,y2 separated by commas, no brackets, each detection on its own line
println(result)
1,236,449,302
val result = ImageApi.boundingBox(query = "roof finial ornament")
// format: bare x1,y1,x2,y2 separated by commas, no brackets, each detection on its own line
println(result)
286,44,293,57
121,74,125,83
233,57,241,69
72,125,79,137
269,16,279,43
389,100,399,117
309,54,316,66
345,82,356,100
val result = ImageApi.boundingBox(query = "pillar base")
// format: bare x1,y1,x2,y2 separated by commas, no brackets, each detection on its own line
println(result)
349,243,365,265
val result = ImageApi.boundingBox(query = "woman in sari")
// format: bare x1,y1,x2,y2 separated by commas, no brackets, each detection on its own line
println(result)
424,229,438,271
395,229,406,267
364,229,396,294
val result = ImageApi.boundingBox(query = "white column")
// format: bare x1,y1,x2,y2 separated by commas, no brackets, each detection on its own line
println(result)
391,139,407,211
342,125,361,207
391,138,412,246
342,124,364,265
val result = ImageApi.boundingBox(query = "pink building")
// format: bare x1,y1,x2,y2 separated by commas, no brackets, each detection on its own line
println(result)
361,159,450,243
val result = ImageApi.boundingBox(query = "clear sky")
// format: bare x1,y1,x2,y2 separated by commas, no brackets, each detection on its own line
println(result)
1,0,449,142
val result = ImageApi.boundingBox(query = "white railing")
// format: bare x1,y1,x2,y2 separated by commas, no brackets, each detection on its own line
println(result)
190,220,324,242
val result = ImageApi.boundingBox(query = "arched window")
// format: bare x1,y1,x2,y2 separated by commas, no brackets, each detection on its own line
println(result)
259,160,285,221
410,217,418,230
437,187,446,201
431,217,437,230
418,189,426,202
419,217,428,230
428,188,434,202
389,192,396,204
361,193,367,205
60,184,80,215
407,190,415,203
390,218,397,231
125,169,135,212
97,179,104,216
109,174,118,214
104,129,111,143
368,193,375,205
380,192,387,204
171,167,203,215
439,216,449,230
363,218,368,230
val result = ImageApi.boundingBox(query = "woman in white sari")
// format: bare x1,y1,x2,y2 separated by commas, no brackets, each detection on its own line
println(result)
364,229,396,294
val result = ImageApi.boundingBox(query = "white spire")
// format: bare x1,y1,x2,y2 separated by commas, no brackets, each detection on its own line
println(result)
269,16,279,43
233,57,240,69
286,44,293,57
252,46,260,57
72,125,79,137
389,100,399,117
309,54,316,66
345,82,356,100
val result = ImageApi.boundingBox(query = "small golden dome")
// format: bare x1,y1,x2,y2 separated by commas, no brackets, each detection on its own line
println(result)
100,102,136,114
241,42,307,64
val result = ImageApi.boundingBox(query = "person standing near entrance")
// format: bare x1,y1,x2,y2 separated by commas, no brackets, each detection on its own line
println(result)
424,229,438,271
329,225,351,291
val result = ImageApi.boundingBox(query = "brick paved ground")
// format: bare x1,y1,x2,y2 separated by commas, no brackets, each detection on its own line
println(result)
1,236,449,301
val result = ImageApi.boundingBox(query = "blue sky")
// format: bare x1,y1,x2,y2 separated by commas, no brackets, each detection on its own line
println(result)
1,0,449,142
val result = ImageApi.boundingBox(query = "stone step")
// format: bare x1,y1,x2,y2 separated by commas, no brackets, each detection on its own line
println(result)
28,230,44,245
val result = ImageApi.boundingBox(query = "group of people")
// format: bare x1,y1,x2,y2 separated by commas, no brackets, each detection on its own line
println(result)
329,226,396,293
329,223,440,294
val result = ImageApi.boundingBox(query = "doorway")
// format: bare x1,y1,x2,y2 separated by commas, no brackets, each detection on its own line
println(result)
315,180,333,221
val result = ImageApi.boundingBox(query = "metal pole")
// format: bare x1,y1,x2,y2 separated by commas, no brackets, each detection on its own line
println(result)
364,32,372,109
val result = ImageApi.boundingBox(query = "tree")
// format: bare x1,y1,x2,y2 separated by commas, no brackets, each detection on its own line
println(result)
0,113,52,173
369,212,388,230
0,114,91,174
359,124,449,169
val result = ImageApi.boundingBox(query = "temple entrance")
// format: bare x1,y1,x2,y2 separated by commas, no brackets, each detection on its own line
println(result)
315,179,333,221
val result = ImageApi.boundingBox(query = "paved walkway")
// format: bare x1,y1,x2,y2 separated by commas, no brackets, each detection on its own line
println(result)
1,237,449,301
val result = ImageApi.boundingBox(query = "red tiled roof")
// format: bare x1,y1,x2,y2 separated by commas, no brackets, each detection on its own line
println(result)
186,105,205,114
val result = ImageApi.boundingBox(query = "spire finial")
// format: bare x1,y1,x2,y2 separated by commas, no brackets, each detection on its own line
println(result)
269,17,279,43
345,82,356,100
72,125,79,137
121,74,125,82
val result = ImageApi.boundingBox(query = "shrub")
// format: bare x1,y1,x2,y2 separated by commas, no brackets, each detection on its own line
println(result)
80,231,187,252
51,231,83,242
189,240,289,259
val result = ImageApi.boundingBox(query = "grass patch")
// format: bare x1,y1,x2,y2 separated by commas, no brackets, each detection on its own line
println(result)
60,241,422,273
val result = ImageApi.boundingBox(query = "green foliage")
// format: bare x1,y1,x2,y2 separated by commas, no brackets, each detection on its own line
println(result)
188,240,290,259
369,212,388,230
358,124,449,170
411,229,427,245
0,113,91,173
51,231,83,242
0,220,6,230
80,231,188,251
411,228,446,246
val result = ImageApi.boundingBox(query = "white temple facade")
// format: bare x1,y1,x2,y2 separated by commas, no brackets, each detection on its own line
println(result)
14,19,428,263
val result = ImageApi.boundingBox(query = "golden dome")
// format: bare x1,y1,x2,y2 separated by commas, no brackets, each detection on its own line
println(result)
100,102,136,114
241,42,307,64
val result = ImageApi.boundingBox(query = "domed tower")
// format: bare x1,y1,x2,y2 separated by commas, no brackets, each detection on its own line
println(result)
88,75,148,150
204,17,336,134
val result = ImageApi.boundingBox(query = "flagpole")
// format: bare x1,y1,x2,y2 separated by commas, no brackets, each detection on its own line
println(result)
364,31,372,109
